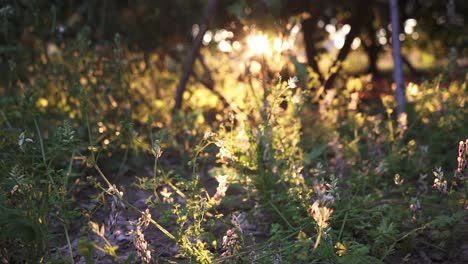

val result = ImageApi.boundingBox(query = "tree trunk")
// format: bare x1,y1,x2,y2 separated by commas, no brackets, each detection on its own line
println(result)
365,42,379,77
363,15,380,77
389,0,406,116
302,17,324,83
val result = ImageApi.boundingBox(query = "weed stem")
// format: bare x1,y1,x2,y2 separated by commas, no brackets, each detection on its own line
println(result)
63,225,75,264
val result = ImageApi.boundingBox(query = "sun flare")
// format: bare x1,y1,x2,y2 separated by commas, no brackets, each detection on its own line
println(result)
246,34,271,56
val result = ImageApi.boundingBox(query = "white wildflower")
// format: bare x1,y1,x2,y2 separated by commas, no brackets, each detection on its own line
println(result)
287,76,298,89
18,132,33,151
432,167,447,194
151,140,162,158
160,186,174,204
215,140,237,163
128,209,152,263
308,200,333,229
213,175,229,205
203,130,217,140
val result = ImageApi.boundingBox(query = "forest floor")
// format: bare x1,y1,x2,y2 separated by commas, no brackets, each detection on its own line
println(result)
56,159,468,264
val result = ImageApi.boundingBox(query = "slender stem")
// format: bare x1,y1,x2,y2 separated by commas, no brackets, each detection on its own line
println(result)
192,141,212,176
267,86,289,122
152,156,162,205
338,211,349,241
166,179,186,199
64,225,75,264
34,118,48,170
117,146,129,176
380,223,429,261
92,244,107,254
269,201,294,230
65,151,76,190
100,233,113,248
153,155,159,180
33,117,58,193
94,163,176,241
387,111,395,143
84,112,94,154
313,227,323,251
1,111,12,128
124,199,176,241
93,164,114,190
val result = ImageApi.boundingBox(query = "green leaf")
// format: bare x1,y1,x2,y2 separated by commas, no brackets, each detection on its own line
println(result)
78,238,96,264
305,145,328,164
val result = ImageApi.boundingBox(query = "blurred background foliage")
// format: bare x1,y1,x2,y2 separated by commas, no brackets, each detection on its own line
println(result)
0,0,467,262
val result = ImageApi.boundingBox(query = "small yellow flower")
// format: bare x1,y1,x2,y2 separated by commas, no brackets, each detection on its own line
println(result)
36,98,48,108
335,242,347,256
393,173,404,185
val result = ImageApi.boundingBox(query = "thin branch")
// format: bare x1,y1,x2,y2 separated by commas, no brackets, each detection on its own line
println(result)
173,0,218,113
190,69,231,109
402,55,420,77
195,53,231,108
167,50,232,110
324,16,360,89
323,0,372,90
197,53,214,87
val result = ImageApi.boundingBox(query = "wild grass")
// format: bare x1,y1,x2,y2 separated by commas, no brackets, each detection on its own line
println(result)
0,30,467,263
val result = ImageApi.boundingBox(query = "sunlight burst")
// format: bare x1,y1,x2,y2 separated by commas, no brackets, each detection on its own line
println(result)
246,34,271,56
